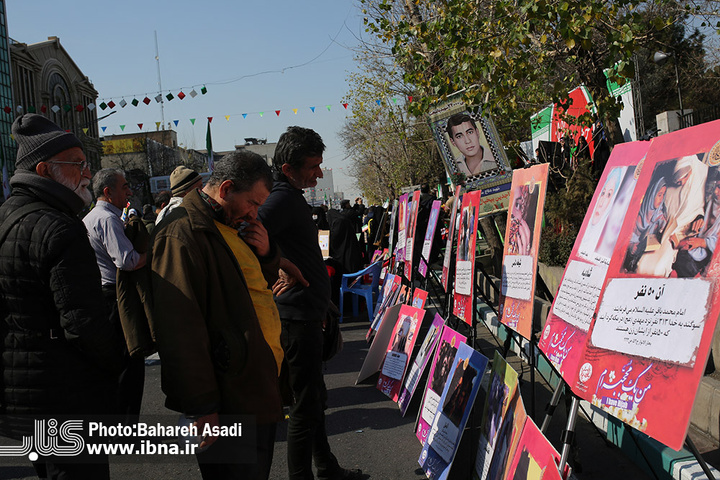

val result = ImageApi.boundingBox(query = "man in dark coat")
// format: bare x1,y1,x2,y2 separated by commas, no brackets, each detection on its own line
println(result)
258,126,362,480
0,114,125,479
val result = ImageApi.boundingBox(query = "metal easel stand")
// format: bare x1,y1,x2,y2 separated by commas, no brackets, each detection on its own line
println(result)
685,435,716,480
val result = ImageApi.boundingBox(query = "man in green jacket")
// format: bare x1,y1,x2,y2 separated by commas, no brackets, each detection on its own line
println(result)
150,151,283,479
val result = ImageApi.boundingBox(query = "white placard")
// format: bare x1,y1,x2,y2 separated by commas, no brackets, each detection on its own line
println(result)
455,260,473,295
427,413,460,463
381,351,408,380
500,255,533,300
553,261,608,331
421,390,441,425
591,277,711,365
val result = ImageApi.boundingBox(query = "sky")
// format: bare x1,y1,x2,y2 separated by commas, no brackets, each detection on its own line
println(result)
6,0,365,199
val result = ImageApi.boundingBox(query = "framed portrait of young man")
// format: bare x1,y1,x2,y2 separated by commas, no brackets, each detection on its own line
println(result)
429,94,514,216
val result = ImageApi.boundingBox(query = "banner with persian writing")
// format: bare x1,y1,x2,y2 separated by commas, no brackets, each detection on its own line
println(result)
574,119,720,450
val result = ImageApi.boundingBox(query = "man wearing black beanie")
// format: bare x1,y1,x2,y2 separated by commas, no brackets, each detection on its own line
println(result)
0,114,125,478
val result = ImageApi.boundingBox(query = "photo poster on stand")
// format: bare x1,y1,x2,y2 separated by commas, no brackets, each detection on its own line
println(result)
405,190,422,279
397,193,409,261
480,388,528,480
427,94,513,215
453,190,483,324
357,303,405,384
416,325,468,444
504,417,567,480
388,199,399,259
537,141,649,383
412,288,429,309
367,273,402,341
498,163,549,339
442,185,463,291
419,200,443,277
377,304,427,402
399,314,446,416
418,342,489,480
573,119,720,450
472,351,520,480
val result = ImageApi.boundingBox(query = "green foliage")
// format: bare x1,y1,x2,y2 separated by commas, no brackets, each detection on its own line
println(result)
540,160,598,265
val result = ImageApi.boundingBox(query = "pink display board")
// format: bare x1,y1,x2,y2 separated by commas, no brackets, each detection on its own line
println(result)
498,163,549,339
377,305,426,402
505,417,565,480
442,186,463,291
538,141,649,384
404,191,422,279
573,120,720,450
398,314,445,416
416,325,467,444
453,190,482,324
419,200,442,277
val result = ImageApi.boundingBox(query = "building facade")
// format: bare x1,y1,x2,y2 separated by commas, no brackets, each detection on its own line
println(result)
9,36,101,172
0,1,12,176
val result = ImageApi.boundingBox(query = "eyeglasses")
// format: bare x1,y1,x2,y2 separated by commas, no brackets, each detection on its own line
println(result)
47,160,89,171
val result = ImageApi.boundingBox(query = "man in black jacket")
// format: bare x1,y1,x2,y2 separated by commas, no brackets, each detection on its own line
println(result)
0,114,125,479
258,126,361,480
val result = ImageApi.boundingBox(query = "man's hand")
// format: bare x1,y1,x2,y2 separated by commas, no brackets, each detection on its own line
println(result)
272,258,309,296
193,412,219,450
242,219,270,257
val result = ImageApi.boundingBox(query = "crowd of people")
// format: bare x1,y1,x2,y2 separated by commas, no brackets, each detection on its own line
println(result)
0,115,364,480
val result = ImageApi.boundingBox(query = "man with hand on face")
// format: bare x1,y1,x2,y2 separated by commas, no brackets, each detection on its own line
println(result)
259,126,362,480
151,151,299,479
446,113,497,176
0,114,125,479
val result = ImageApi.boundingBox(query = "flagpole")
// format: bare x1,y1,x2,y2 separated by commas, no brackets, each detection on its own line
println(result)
154,31,165,130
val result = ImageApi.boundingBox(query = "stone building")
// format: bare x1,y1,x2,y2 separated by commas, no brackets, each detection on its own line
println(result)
9,36,101,172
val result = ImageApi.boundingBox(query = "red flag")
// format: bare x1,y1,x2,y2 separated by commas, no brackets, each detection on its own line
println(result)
138,123,143,130
275,110,281,116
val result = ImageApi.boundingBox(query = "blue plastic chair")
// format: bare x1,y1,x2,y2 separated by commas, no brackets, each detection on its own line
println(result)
338,260,383,323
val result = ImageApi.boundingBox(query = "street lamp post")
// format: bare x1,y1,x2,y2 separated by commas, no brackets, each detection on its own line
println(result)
653,51,685,122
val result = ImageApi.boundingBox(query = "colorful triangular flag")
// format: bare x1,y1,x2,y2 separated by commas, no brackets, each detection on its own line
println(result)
178,91,186,100
143,97,151,105
310,107,316,113
120,125,126,131
375,100,381,106
131,98,139,107
259,112,264,117
326,105,331,111
101,126,107,133
292,108,298,114
190,118,196,125
275,110,281,116
99,102,107,110
108,101,116,109
201,86,207,95
225,115,230,121
166,93,174,101
207,117,213,123
173,120,179,127
242,113,247,119
138,123,143,130
342,103,348,109
83,128,89,135
155,122,161,129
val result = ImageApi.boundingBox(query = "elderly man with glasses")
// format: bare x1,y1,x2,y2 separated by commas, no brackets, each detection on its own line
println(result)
0,114,125,478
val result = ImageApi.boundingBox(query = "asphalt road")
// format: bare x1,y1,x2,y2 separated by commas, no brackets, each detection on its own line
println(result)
0,317,656,479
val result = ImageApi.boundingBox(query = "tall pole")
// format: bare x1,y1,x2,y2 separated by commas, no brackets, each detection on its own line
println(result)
674,62,684,119
154,31,165,131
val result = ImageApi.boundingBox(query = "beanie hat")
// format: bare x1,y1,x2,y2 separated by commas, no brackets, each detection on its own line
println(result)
12,114,83,171
170,165,201,196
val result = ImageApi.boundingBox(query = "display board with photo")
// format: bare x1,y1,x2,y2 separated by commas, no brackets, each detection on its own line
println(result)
416,325,467,444
419,342,489,480
538,141,648,384
405,190,422,279
453,190,482,324
398,314,445,416
419,200,442,277
473,351,520,480
498,164,549,339
573,120,720,450
377,305,427,402
429,96,513,216
442,186,463,292
504,417,566,480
